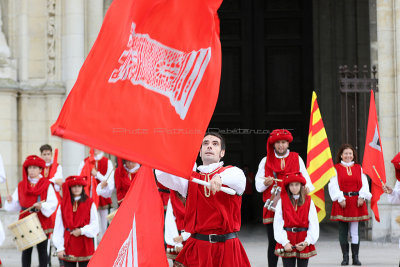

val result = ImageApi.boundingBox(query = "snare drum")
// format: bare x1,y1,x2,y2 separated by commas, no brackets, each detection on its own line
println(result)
8,213,47,251
107,209,117,223
264,184,281,212
166,244,179,259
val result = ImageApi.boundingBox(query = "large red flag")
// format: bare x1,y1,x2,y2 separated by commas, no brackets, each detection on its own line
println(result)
362,90,386,222
89,166,167,267
51,0,222,178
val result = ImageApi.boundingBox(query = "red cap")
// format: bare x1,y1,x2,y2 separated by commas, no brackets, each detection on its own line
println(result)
65,176,88,187
283,172,306,187
23,155,46,170
268,129,293,145
391,153,400,181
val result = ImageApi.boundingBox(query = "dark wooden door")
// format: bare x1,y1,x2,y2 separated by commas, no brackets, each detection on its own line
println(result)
210,0,313,172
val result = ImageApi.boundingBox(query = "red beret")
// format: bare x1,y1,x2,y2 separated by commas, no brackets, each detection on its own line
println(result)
391,153,400,181
283,172,306,187
268,129,293,145
65,176,88,187
23,155,46,169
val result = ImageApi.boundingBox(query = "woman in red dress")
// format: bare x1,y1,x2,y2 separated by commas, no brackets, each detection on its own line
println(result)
329,144,371,266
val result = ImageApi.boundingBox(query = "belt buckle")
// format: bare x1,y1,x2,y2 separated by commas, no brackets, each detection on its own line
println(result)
291,227,297,232
209,234,217,243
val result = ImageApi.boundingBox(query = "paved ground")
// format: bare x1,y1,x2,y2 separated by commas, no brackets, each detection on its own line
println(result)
1,223,398,266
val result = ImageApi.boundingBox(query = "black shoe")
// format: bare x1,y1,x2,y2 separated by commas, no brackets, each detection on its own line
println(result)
340,243,349,265
351,243,362,266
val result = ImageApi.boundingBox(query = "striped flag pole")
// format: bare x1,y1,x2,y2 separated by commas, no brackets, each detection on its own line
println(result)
306,91,336,222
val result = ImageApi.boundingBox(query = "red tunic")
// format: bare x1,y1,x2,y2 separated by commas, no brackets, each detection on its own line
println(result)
263,152,300,224
175,166,250,267
90,157,112,208
61,198,95,262
114,163,137,203
275,193,316,259
330,164,369,222
18,178,54,235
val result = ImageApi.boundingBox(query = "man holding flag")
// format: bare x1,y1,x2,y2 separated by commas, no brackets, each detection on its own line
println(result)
156,132,251,267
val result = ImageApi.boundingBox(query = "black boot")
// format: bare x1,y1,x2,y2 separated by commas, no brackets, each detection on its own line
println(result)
351,243,362,265
340,243,349,265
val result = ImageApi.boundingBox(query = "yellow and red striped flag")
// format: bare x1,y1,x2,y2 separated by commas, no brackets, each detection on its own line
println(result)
306,91,336,222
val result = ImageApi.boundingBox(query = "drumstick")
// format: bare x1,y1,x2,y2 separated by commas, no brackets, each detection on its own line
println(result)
105,166,116,182
19,200,45,216
191,178,236,195
117,198,124,204
262,177,283,182
372,165,385,186
5,176,9,195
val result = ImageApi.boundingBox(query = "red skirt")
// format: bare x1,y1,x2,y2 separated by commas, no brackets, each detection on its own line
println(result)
263,207,274,224
275,243,316,259
98,196,112,209
174,237,250,267
330,195,369,222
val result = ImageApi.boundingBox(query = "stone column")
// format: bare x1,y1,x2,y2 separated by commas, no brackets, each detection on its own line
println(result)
86,0,104,53
61,0,85,176
375,0,399,242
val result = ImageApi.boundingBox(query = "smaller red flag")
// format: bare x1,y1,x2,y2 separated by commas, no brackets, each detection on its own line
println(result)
80,149,99,207
362,90,386,222
88,165,167,267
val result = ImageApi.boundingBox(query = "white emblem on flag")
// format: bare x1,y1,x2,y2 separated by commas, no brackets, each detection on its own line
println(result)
113,216,139,267
369,126,381,152
109,22,211,120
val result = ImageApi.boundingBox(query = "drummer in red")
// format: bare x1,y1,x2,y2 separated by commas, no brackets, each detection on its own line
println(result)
5,155,58,267
156,132,250,267
53,176,99,267
255,129,314,267
273,172,319,267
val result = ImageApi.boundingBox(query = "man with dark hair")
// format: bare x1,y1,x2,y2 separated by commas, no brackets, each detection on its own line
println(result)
156,132,250,267
40,144,63,192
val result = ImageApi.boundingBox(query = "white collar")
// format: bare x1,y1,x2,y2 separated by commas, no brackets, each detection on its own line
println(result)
293,194,300,200
45,161,53,167
197,162,224,173
28,174,43,184
94,152,104,161
74,196,81,201
124,164,140,173
275,149,290,159
341,161,354,167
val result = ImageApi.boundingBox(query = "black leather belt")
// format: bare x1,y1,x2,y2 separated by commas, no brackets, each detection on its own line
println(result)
192,232,238,243
343,191,359,196
284,227,308,232
158,188,170,193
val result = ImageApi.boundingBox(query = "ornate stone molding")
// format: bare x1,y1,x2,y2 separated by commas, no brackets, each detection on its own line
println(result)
47,0,56,80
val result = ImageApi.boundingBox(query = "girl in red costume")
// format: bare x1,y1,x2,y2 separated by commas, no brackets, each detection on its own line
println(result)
53,176,99,267
274,173,319,267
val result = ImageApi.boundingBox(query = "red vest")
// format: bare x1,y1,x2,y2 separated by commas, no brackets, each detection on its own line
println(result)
62,198,95,261
42,163,58,180
18,179,54,234
184,166,241,235
335,163,362,192
88,156,111,207
114,166,137,202
262,152,300,224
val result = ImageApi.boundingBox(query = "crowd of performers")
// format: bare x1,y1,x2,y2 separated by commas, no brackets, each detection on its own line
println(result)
0,130,399,267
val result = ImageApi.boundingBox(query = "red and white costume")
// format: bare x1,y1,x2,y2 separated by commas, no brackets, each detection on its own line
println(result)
255,130,314,224
156,162,250,267
78,152,113,237
273,173,319,259
164,191,190,260
5,155,58,235
53,176,99,262
329,162,371,222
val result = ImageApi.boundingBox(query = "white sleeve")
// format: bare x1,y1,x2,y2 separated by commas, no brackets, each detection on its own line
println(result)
52,207,65,252
155,170,188,198
255,157,269,193
328,170,345,202
0,220,5,246
77,161,84,175
80,203,100,238
273,200,289,246
40,185,58,217
388,181,400,204
304,200,319,245
359,168,372,200
299,157,315,192
96,172,115,198
50,165,64,192
219,166,246,195
164,200,181,247
96,160,114,182
181,231,191,241
0,154,6,184
4,187,21,212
